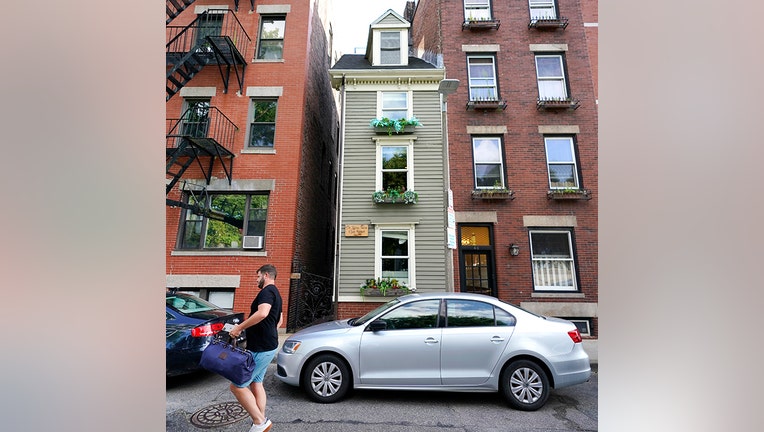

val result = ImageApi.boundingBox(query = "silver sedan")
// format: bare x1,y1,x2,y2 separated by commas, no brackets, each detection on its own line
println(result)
276,292,590,411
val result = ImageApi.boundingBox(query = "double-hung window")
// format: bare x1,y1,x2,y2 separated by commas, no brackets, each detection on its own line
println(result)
472,137,505,188
179,193,269,250
529,0,558,20
379,31,401,65
545,136,579,189
467,55,498,101
181,99,210,138
376,226,415,286
195,10,224,52
464,0,491,21
377,143,412,192
380,91,409,120
257,15,286,59
248,99,278,147
535,54,568,100
529,230,577,291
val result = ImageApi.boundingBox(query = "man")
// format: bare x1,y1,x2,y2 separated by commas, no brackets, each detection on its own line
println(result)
228,264,283,432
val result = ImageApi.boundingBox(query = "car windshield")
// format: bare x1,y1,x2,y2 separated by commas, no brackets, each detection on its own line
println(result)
166,293,219,313
351,298,402,326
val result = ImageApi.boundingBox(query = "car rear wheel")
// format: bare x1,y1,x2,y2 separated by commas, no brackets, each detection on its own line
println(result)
501,359,550,411
302,354,351,403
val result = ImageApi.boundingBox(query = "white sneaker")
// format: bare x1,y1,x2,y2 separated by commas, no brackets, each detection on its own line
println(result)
249,418,272,432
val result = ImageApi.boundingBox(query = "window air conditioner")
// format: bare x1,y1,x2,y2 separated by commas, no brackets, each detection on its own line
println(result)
242,236,264,249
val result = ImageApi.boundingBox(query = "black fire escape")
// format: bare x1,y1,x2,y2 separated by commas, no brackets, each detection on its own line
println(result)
166,104,238,196
166,5,252,217
167,1,258,24
167,9,250,101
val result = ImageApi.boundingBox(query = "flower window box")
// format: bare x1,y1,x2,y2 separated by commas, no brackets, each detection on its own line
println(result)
360,277,413,297
536,98,580,111
528,17,569,30
372,189,418,204
462,19,501,31
466,99,508,111
471,188,515,200
370,117,422,135
546,189,592,200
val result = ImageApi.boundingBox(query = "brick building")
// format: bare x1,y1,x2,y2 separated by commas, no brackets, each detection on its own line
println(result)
406,0,598,357
165,0,339,330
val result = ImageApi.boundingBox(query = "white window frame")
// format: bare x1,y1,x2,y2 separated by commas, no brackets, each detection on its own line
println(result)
379,31,402,65
376,141,414,192
535,54,568,100
472,136,505,189
567,319,591,337
464,0,492,21
529,230,578,292
377,91,412,120
544,136,579,189
467,55,498,101
529,0,557,20
374,224,416,289
373,29,406,66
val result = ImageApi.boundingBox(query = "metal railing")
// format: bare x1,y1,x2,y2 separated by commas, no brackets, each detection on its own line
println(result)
532,258,576,290
166,9,250,60
287,271,335,333
166,106,238,153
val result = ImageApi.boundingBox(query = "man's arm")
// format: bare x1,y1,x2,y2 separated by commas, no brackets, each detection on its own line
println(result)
229,302,272,338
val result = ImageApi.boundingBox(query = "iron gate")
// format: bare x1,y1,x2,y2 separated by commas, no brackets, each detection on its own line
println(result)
287,270,335,332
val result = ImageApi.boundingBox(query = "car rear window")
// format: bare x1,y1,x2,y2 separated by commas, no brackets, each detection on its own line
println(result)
166,293,218,312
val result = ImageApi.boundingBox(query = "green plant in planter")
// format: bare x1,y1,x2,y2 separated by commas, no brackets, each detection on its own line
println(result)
360,277,412,297
372,188,418,204
369,116,422,135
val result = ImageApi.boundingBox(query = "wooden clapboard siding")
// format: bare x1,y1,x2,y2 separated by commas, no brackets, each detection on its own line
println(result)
337,89,448,296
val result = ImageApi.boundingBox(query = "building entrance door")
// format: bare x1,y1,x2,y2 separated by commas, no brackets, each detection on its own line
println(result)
458,225,497,297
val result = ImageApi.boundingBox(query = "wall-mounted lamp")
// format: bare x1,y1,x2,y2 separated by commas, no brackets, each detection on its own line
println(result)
509,244,520,256
437,79,460,95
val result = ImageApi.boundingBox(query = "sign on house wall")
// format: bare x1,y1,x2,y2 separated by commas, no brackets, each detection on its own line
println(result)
344,225,369,237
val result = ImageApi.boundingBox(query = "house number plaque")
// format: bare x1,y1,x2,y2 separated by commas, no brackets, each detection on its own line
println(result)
344,225,368,237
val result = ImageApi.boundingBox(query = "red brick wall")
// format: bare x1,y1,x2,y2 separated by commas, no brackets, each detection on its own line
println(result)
408,0,598,333
166,1,338,327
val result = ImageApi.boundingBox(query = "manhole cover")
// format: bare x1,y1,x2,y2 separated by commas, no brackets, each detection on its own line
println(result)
190,402,249,428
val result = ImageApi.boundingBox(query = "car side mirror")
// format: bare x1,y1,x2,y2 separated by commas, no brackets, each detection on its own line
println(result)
367,319,387,332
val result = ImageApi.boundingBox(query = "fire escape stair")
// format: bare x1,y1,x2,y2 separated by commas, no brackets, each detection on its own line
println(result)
166,136,235,195
166,106,238,196
166,10,250,101
166,0,197,24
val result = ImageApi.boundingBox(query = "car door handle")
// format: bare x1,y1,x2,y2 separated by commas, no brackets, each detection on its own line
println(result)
490,336,505,343
424,337,439,344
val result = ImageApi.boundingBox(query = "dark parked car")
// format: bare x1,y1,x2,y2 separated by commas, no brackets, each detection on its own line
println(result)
277,292,591,411
166,291,244,377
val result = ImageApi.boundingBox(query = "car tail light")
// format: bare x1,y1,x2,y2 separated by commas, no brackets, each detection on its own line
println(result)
191,322,225,337
568,329,583,343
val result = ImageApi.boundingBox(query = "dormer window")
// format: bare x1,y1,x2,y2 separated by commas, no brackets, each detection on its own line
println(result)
380,32,401,65
369,9,409,66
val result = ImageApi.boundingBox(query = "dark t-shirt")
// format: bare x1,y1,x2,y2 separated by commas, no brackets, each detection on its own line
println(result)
245,284,282,352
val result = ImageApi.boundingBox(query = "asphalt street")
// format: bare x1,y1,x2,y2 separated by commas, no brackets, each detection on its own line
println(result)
167,363,598,431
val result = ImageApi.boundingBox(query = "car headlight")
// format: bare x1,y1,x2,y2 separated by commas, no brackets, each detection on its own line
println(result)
282,340,301,354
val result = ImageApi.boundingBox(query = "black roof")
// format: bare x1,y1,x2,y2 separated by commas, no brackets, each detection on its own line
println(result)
331,54,438,70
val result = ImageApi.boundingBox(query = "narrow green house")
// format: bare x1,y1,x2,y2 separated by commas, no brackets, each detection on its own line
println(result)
330,9,453,315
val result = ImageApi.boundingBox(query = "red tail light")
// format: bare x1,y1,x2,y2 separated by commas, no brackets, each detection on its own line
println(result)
568,329,583,343
191,322,225,337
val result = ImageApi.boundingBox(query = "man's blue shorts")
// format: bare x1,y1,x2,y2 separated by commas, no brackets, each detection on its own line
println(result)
233,348,278,388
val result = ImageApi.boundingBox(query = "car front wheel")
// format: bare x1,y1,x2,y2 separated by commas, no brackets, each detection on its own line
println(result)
501,359,550,411
302,354,351,403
